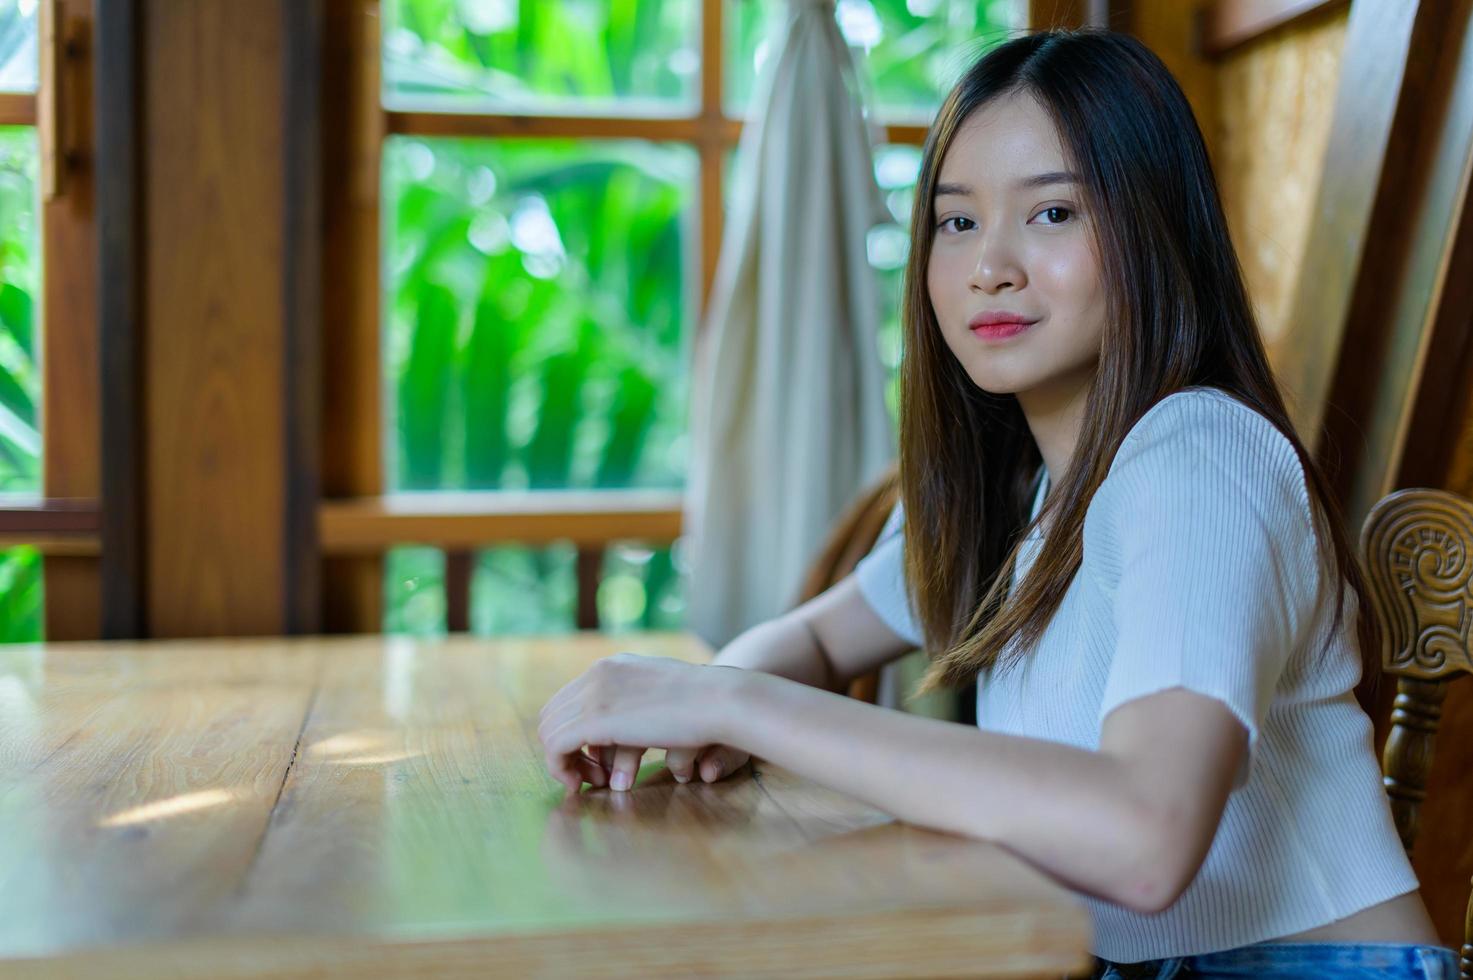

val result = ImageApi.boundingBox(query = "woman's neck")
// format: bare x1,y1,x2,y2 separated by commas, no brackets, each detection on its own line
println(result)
1015,367,1094,490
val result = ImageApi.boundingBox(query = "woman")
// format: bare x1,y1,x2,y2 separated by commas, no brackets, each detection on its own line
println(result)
537,29,1456,978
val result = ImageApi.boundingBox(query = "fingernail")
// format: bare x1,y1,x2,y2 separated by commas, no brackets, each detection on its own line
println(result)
673,772,689,783
611,770,631,791
707,760,723,780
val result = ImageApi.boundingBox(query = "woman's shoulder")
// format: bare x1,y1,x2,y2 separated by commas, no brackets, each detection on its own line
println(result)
1108,386,1305,487
1093,386,1314,533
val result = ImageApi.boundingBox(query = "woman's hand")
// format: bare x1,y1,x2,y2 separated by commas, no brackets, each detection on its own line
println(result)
663,744,751,787
536,653,751,795
575,742,751,793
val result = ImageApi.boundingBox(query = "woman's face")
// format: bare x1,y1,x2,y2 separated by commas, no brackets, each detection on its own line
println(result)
926,91,1105,403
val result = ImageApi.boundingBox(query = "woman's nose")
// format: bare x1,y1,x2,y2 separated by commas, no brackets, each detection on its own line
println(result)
968,233,1026,293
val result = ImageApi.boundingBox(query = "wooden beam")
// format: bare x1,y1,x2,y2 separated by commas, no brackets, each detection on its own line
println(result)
1276,0,1435,454
0,92,36,125
386,109,928,149
1200,0,1349,58
1339,0,1473,524
96,0,143,639
443,549,473,632
142,0,291,636
386,110,733,143
321,0,385,633
319,492,683,553
282,0,323,634
0,498,98,534
576,546,603,630
41,0,102,640
0,534,98,555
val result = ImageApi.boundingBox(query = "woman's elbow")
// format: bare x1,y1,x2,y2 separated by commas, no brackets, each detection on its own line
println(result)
1106,805,1202,915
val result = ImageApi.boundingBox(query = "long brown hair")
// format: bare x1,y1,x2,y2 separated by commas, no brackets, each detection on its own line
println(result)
903,28,1379,702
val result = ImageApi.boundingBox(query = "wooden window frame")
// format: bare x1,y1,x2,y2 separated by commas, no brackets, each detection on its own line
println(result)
0,0,104,641
320,0,937,633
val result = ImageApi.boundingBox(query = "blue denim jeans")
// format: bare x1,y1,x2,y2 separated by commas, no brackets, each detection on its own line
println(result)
1088,941,1461,979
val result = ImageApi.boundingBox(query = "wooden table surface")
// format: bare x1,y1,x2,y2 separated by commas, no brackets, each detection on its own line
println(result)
0,632,1092,979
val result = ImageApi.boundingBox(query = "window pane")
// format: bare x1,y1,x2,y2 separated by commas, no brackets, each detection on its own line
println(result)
381,542,686,636
0,126,39,494
382,0,699,116
0,545,42,642
0,1,36,94
725,0,1022,121
596,540,684,632
470,543,576,634
383,136,695,493
869,143,922,424
384,546,447,635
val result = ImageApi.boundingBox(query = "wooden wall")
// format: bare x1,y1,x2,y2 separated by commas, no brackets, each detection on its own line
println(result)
1131,1,1350,355
1215,11,1349,355
1133,0,1473,948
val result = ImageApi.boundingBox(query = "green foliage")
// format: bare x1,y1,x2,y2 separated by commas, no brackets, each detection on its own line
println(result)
0,127,38,497
0,121,41,645
0,546,40,642
383,0,697,111
383,136,693,494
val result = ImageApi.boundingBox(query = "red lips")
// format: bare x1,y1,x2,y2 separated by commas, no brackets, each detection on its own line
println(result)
968,311,1040,329
968,310,1039,341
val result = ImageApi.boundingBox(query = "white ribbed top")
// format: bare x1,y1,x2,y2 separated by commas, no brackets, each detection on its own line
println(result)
853,387,1418,962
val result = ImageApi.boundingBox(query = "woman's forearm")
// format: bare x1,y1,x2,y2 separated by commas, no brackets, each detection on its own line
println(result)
719,669,1173,914
707,614,843,693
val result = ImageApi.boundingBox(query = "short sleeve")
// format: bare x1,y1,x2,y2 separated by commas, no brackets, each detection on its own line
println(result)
852,501,924,648
1095,392,1322,789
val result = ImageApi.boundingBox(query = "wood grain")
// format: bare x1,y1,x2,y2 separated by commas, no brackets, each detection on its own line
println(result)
1213,5,1347,356
1128,0,1220,165
0,633,1092,978
143,1,286,635
1319,0,1473,529
1360,488,1473,961
1276,0,1435,448
42,0,101,640
319,491,683,553
96,0,143,639
321,0,384,634
1200,0,1349,57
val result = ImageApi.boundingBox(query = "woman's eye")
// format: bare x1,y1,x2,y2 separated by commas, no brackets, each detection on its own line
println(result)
938,215,975,233
1034,206,1073,225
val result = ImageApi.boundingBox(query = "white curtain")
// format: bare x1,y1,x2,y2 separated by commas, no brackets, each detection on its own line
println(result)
684,0,896,648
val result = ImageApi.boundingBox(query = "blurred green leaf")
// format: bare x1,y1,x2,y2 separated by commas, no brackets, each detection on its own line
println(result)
462,281,516,489
0,547,42,643
524,341,588,490
595,366,656,489
0,281,31,354
398,282,459,489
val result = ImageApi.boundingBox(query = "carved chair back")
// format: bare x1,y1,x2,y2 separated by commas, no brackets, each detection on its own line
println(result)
1361,488,1473,977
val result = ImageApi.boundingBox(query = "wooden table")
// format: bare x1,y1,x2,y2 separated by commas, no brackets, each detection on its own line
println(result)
0,632,1092,978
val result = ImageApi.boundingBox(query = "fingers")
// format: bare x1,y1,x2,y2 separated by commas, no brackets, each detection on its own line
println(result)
549,747,611,795
697,745,750,784
577,747,608,789
664,746,700,784
609,744,646,792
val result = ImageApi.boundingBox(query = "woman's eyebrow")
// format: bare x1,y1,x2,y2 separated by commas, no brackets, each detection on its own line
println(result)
933,171,1081,198
1016,170,1080,188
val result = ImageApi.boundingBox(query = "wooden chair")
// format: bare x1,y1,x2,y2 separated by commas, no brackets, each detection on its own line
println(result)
790,462,900,704
1361,488,1473,977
